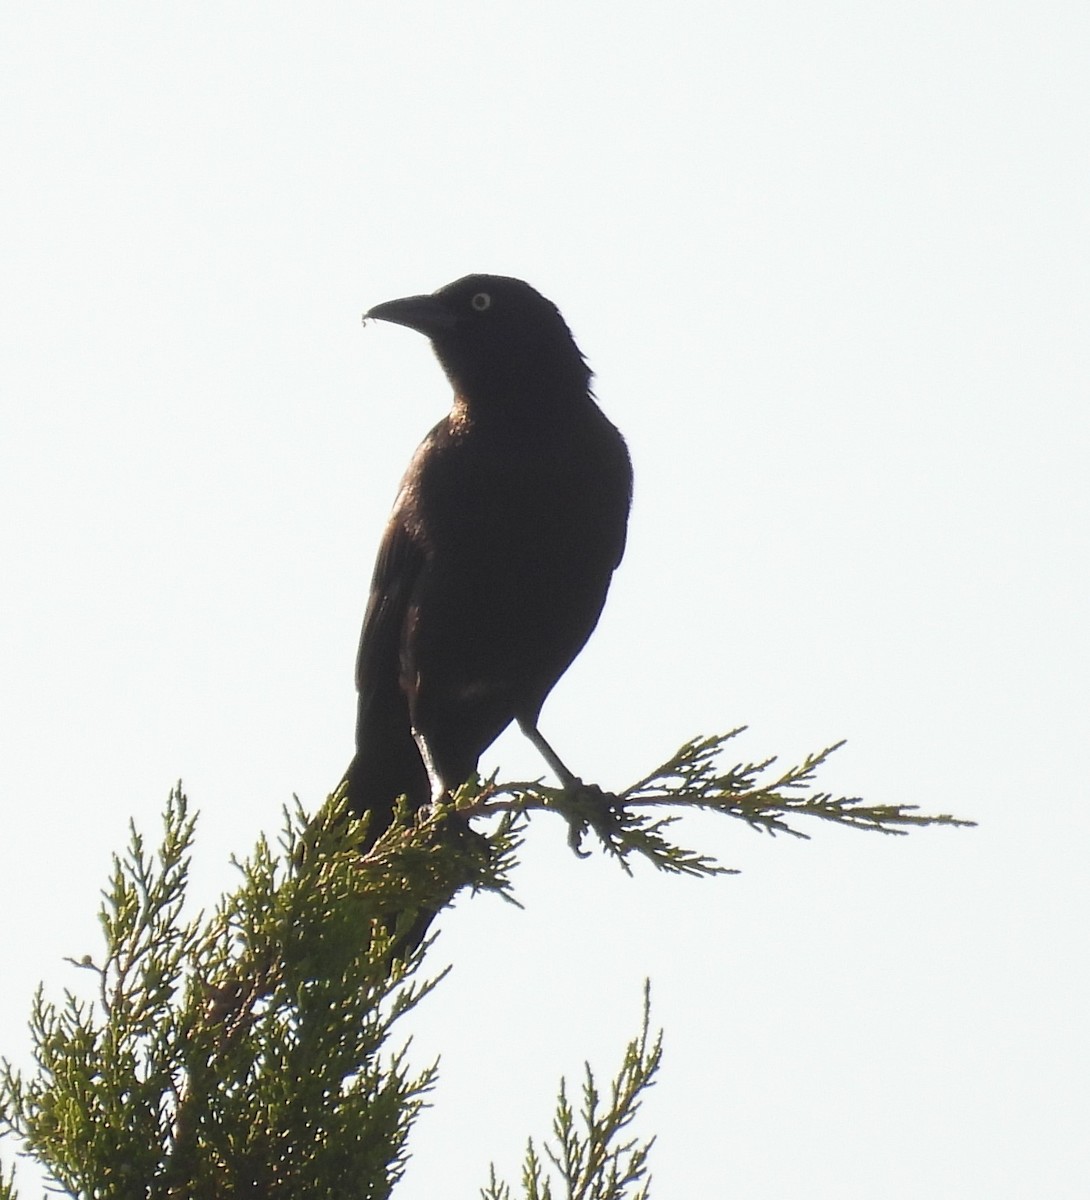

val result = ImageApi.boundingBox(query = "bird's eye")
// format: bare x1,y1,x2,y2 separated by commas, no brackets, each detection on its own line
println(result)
470,292,492,312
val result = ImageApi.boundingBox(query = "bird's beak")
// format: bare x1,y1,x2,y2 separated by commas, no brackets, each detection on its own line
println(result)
364,293,458,338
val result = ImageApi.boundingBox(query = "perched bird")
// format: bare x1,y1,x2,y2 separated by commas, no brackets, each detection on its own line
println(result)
347,274,632,848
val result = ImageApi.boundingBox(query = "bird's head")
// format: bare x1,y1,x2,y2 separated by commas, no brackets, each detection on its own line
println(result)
364,274,591,407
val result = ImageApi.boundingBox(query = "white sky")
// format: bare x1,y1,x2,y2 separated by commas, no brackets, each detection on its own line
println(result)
1,4,1087,1196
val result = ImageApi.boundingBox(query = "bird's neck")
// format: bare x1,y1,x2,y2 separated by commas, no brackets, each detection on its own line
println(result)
449,385,593,435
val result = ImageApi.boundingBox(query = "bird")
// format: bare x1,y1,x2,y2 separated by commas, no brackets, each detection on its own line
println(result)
346,273,632,851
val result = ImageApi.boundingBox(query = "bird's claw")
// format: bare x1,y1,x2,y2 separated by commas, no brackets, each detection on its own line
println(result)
567,821,592,857
558,781,624,858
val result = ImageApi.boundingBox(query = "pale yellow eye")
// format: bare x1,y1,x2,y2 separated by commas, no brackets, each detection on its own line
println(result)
470,292,492,312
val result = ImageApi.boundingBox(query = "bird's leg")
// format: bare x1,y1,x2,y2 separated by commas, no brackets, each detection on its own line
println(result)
412,726,450,805
409,725,489,859
516,718,583,791
517,718,627,857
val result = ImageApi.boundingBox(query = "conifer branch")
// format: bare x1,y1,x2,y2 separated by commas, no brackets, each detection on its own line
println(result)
0,790,447,1198
0,728,972,1195
457,728,974,876
482,983,660,1200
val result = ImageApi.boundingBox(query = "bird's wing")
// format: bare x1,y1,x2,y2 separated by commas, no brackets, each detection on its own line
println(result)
348,499,432,822
355,507,424,699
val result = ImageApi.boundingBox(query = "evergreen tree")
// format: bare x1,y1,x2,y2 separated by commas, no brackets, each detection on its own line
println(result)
0,731,970,1198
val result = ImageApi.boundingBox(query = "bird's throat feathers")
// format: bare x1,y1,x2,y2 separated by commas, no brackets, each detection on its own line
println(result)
448,394,472,431
432,338,592,418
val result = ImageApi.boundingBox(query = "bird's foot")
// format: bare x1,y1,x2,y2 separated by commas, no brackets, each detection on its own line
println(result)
554,781,625,858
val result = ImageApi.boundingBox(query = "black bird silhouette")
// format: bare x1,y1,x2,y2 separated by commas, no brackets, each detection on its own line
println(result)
346,274,632,848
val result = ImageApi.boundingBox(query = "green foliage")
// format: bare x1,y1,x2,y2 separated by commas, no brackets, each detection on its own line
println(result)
459,728,974,875
482,983,660,1200
0,730,971,1197
0,788,501,1199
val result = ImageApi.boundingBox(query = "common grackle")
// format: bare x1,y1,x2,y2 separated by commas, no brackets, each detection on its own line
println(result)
347,274,632,851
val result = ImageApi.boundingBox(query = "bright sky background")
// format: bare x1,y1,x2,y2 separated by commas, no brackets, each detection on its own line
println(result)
2,4,1087,1197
